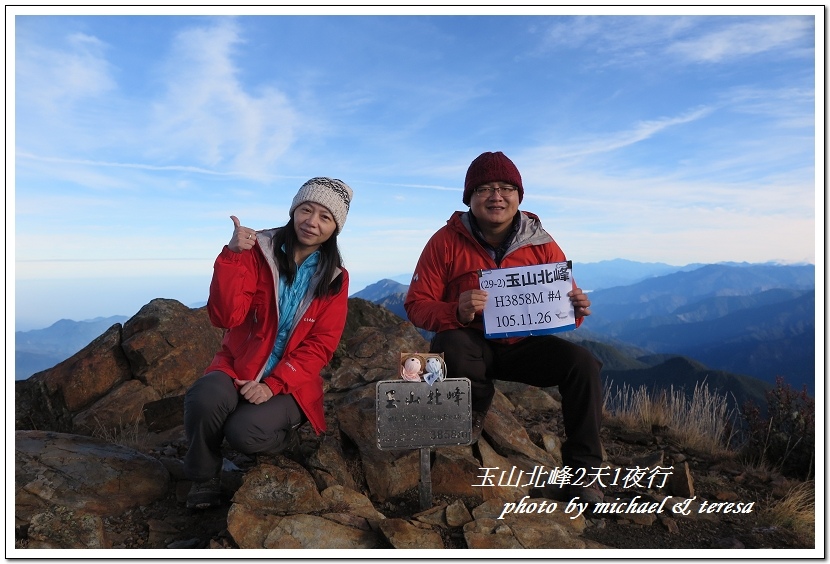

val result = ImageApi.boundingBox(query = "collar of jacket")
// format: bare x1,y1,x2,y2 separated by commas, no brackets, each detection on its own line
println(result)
454,210,554,255
254,227,342,285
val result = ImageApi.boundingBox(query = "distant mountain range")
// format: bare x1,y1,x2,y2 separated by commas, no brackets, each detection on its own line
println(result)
15,260,816,403
15,316,129,380
352,261,816,400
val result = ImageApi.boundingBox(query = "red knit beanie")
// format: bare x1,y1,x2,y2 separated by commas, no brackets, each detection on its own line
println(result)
463,151,524,205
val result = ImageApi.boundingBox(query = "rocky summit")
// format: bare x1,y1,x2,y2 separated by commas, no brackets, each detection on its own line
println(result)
14,298,813,551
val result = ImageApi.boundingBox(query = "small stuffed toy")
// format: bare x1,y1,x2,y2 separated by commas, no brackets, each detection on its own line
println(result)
424,356,445,386
400,356,423,382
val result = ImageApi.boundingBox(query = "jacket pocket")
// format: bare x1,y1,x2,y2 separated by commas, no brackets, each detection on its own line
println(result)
226,302,261,358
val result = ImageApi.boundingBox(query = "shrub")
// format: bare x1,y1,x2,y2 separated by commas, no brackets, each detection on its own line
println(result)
740,376,815,480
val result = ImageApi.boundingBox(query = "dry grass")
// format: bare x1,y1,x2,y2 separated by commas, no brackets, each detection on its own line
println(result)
90,416,152,450
603,380,739,455
759,481,815,546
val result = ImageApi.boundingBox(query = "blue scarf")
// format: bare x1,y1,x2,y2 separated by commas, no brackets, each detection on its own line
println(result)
263,249,320,376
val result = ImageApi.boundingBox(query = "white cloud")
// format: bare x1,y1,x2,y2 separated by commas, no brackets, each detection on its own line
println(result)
535,16,812,67
538,107,713,161
146,19,300,179
666,18,813,63
16,30,116,109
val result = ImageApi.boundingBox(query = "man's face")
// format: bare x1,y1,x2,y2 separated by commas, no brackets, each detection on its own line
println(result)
469,181,520,230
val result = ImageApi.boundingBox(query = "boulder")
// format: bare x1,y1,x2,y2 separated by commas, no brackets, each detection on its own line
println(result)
27,506,107,549
378,518,444,549
231,462,324,515
73,379,161,434
121,299,223,397
28,324,131,413
329,324,427,391
15,430,169,521
264,514,383,549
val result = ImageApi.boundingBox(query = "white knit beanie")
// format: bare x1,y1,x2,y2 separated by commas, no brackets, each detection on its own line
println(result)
289,177,353,234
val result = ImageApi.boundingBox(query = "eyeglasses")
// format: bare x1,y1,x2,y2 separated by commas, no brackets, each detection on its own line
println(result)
474,185,518,197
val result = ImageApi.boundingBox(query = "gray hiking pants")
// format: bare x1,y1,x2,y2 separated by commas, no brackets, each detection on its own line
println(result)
183,371,303,482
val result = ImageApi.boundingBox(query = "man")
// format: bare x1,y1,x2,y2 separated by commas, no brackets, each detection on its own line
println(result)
404,151,604,503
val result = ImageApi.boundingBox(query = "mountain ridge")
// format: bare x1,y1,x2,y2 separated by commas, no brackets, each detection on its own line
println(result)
15,261,815,396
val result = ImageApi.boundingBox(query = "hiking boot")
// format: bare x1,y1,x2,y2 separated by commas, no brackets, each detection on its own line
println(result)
536,483,603,503
567,482,604,505
532,482,570,501
186,476,221,510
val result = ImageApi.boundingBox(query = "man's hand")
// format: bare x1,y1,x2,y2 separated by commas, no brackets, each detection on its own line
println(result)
457,289,488,325
234,379,274,405
569,288,592,319
228,215,258,253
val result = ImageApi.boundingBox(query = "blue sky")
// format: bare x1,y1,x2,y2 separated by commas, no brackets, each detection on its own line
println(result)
10,8,822,331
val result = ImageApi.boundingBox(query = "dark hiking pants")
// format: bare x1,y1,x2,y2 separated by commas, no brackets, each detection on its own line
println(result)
431,328,604,471
183,371,303,482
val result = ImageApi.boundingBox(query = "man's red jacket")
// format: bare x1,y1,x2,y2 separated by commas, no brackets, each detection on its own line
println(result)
405,211,581,341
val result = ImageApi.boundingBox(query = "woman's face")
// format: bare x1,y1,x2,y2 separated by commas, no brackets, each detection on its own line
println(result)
293,201,337,249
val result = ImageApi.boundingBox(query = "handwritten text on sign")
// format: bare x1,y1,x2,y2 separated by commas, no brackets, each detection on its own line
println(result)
479,261,576,338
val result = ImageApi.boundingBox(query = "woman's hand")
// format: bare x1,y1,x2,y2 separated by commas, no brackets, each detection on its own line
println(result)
234,379,274,404
228,215,258,253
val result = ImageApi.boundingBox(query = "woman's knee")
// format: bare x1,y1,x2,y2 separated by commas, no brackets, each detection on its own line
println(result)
185,371,236,411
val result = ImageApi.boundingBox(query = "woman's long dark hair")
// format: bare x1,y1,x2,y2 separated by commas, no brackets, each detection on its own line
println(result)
272,216,344,298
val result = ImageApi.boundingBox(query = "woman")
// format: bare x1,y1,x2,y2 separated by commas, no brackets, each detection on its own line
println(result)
183,177,353,510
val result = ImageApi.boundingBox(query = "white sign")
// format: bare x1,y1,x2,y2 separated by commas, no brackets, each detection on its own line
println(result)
478,261,576,338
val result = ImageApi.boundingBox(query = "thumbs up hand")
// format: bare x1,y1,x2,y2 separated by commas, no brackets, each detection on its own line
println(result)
229,215,257,253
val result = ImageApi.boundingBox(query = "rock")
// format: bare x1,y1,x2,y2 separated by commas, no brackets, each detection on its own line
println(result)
668,461,695,498
500,383,561,413
431,446,484,499
713,537,746,549
72,379,161,434
463,517,524,549
329,323,427,391
264,513,383,549
631,450,665,469
28,324,131,414
14,296,798,552
467,498,587,549
335,389,419,501
413,504,448,527
481,391,559,468
305,435,359,492
147,518,180,548
142,395,186,433
320,485,386,529
15,378,73,433
15,430,170,524
231,463,324,515
476,438,529,502
715,490,740,502
27,506,106,549
539,430,564,465
445,499,473,527
659,515,680,534
121,299,223,397
225,505,284,549
378,518,444,549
